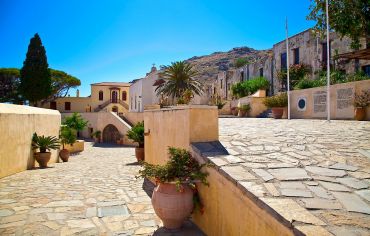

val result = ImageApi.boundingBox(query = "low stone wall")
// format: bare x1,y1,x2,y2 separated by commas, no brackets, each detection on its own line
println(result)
290,80,370,120
0,104,61,178
64,140,85,153
231,90,267,117
144,106,218,165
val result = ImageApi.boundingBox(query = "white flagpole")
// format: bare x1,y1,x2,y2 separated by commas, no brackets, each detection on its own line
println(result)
326,0,331,121
285,17,291,120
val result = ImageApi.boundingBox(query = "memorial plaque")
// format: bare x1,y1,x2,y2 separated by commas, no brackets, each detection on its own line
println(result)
336,87,354,118
313,91,326,116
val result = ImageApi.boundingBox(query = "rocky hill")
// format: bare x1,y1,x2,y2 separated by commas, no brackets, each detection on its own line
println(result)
184,46,271,83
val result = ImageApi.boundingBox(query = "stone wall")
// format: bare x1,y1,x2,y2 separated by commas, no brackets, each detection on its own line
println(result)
290,80,370,120
0,104,61,178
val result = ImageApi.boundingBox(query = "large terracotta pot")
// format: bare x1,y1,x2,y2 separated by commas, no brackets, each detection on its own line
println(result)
59,149,70,162
231,108,238,116
271,107,284,119
354,107,366,121
135,147,144,162
238,110,247,117
152,183,194,229
35,152,51,168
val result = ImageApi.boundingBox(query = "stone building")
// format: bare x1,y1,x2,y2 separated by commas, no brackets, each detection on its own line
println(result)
272,29,370,93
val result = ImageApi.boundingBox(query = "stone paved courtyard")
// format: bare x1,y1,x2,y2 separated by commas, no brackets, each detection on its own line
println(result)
0,143,171,236
214,118,370,236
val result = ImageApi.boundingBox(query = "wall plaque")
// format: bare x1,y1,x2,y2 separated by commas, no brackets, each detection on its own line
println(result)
313,91,327,114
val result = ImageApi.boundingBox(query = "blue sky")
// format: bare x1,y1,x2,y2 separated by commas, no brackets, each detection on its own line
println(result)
0,0,314,97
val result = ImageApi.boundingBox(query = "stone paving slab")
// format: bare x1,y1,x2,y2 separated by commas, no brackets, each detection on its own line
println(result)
215,118,370,235
0,142,203,235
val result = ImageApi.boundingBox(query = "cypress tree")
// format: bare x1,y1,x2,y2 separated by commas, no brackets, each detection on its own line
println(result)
19,33,52,105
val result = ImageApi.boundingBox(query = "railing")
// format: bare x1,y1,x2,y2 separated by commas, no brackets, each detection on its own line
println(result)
93,99,129,112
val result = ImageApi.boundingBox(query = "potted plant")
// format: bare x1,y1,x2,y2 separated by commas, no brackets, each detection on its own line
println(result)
353,90,370,121
59,127,77,162
138,147,210,229
127,121,145,161
32,133,60,168
263,93,288,119
92,130,102,143
63,113,88,138
238,104,251,117
231,107,238,116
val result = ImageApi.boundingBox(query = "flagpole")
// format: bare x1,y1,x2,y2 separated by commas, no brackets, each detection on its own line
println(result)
285,17,291,120
326,0,330,121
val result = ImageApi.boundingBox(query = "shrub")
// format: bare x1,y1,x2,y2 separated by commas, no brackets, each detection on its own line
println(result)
231,77,270,98
63,113,88,137
354,90,370,108
294,76,325,90
60,126,77,149
238,104,251,112
263,93,288,108
234,57,249,68
127,121,144,147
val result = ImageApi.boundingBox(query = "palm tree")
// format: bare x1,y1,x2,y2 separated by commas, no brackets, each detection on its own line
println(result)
155,61,203,101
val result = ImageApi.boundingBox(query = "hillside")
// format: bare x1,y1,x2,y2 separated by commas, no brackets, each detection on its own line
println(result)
184,46,271,83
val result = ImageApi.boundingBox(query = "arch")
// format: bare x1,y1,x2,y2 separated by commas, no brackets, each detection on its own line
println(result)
102,124,120,143
99,91,104,101
122,91,127,101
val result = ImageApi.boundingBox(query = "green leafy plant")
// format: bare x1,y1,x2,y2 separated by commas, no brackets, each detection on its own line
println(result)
91,130,101,139
60,126,77,149
263,93,288,108
211,95,226,109
238,104,251,112
63,113,88,137
234,57,249,68
231,77,270,98
32,133,60,153
353,90,370,108
127,122,144,147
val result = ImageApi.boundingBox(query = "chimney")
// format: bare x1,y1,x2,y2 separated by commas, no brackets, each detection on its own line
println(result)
76,89,80,97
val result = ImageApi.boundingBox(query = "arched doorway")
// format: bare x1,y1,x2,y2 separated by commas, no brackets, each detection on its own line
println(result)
102,124,120,143
112,91,118,103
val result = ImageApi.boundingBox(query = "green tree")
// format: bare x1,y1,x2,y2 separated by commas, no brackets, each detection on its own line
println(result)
63,113,88,137
19,33,52,105
155,61,203,100
234,57,249,68
0,68,22,103
307,0,370,49
0,67,80,104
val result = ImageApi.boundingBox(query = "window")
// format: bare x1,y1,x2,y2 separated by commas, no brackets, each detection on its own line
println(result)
99,91,103,101
363,65,370,77
213,87,216,94
65,102,71,111
50,101,56,110
220,79,223,89
135,96,137,109
240,71,244,81
322,42,331,63
259,68,263,77
293,48,299,64
131,97,133,109
247,66,250,80
281,53,287,70
122,91,127,101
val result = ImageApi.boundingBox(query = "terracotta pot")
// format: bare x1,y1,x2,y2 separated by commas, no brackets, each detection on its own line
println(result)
231,109,238,116
135,147,144,161
238,110,247,117
271,107,284,119
59,149,70,162
35,152,51,168
152,183,194,229
354,107,366,121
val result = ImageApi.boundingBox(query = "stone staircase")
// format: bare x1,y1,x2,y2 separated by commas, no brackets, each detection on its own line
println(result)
256,109,273,118
118,115,134,127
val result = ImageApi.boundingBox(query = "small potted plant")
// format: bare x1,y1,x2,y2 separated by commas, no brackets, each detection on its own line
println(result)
263,93,288,119
238,104,251,117
353,90,370,121
138,147,210,229
59,127,77,162
127,121,144,161
92,130,102,143
32,133,60,168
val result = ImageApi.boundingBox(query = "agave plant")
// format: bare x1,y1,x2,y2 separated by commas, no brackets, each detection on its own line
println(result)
155,61,203,101
32,133,60,153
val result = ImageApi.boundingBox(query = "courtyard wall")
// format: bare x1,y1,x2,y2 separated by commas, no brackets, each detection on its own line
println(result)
0,104,61,178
